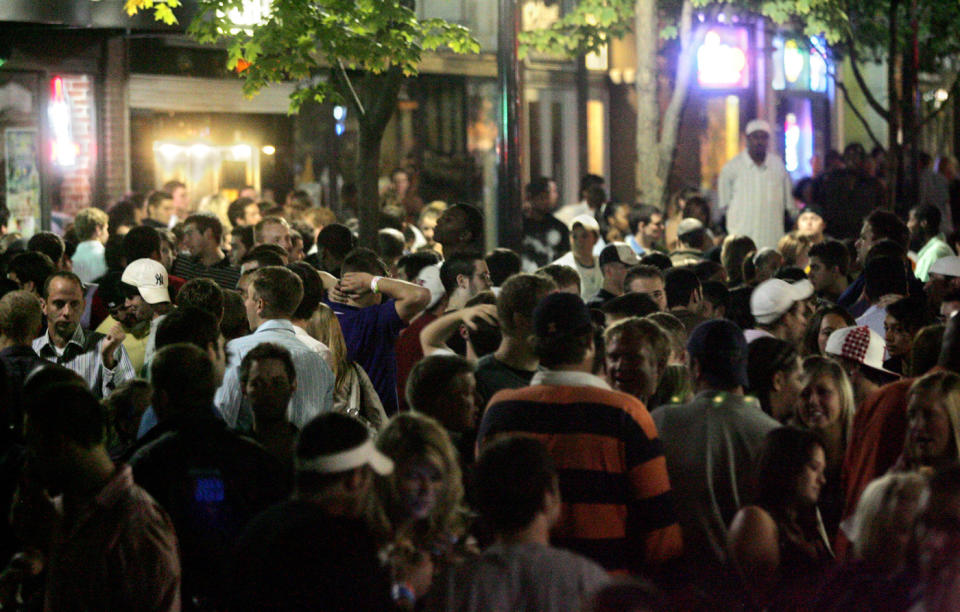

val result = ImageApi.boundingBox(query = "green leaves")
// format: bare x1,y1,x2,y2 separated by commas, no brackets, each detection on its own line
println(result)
519,0,634,59
141,0,478,112
124,0,182,24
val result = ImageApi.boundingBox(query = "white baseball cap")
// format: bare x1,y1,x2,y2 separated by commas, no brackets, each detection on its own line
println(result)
414,263,445,310
599,242,641,267
677,217,705,237
750,278,813,324
570,213,601,235
825,326,898,377
121,258,170,305
746,119,772,135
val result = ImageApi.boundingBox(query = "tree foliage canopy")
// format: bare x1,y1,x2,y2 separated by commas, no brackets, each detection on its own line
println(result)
126,0,480,113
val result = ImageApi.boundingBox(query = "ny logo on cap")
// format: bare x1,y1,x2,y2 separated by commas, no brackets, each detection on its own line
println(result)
155,273,164,286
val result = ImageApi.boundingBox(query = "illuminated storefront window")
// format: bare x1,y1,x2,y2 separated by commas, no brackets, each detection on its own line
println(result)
772,35,831,93
696,28,750,89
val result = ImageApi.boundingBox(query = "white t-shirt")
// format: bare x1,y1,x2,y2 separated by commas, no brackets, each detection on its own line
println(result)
552,251,603,300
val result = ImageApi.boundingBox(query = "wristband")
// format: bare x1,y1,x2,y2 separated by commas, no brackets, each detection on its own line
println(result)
391,582,416,605
370,276,383,294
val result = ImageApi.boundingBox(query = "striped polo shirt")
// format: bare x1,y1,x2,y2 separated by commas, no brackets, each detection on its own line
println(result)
171,255,240,290
478,370,683,572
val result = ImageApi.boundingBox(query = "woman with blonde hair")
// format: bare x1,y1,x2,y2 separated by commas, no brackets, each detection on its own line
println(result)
307,302,387,431
900,371,960,472
796,355,856,537
777,231,814,270
373,413,471,603
813,472,925,610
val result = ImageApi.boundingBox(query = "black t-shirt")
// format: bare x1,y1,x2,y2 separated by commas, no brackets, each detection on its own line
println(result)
230,500,396,611
475,354,537,409
129,415,290,607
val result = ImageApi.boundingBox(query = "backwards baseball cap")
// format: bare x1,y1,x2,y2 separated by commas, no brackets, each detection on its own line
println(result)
929,255,960,278
687,319,749,388
599,242,640,267
570,213,600,235
533,292,593,338
414,263,445,310
825,326,899,378
296,413,394,476
677,217,705,237
750,278,814,324
121,258,170,305
798,204,825,220
746,119,772,136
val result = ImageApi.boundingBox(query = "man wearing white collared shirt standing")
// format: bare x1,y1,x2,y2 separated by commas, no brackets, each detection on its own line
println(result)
33,271,135,397
719,120,795,250
216,266,335,431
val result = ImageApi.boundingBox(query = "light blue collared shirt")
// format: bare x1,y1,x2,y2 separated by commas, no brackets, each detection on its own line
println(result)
215,318,335,430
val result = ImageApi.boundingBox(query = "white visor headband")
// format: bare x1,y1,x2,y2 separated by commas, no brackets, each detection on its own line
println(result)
296,439,394,476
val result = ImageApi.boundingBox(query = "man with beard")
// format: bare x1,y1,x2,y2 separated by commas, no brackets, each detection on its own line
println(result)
33,272,134,397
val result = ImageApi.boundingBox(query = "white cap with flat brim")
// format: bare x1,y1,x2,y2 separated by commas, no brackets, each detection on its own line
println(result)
295,438,394,476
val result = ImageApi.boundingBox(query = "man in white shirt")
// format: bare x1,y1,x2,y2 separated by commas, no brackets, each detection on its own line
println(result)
216,266,335,431
286,261,333,368
719,120,795,249
552,214,603,300
71,207,109,284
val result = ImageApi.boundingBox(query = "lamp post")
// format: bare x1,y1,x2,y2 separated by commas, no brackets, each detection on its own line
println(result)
497,0,523,252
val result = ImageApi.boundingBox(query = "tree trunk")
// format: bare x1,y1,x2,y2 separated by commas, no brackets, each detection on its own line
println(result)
887,0,902,211
576,54,589,180
635,0,660,206
346,67,405,249
656,0,700,210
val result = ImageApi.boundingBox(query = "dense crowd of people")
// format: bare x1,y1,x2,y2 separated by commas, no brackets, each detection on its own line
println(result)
0,121,959,611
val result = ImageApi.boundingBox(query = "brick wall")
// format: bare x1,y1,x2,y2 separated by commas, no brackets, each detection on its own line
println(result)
55,74,94,215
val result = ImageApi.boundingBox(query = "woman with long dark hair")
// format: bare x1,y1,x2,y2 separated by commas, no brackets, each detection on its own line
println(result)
727,427,834,609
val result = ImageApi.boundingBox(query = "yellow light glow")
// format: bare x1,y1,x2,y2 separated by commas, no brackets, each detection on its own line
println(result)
725,95,740,163
232,144,252,159
261,145,276,155
190,143,213,157
156,143,182,158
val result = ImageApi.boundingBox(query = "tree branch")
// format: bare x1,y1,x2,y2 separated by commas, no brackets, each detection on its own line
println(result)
835,79,884,149
921,97,950,127
338,60,366,117
847,40,891,121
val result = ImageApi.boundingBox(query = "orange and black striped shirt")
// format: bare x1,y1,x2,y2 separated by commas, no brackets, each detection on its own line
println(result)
478,382,683,572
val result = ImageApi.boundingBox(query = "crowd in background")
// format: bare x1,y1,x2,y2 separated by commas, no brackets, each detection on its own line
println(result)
0,124,958,611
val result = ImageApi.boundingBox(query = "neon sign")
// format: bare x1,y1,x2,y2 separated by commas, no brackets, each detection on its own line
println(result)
784,113,800,173
697,28,749,89
783,40,804,84
49,76,78,168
